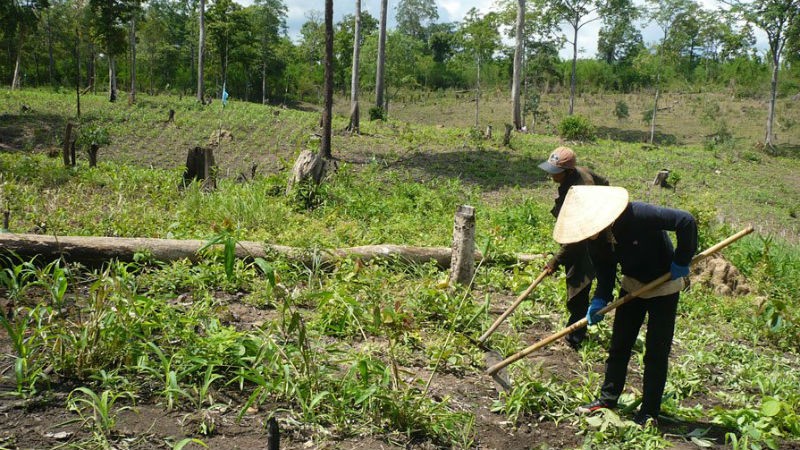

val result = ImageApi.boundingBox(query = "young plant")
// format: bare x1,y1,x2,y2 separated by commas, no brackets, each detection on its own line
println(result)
65,386,134,442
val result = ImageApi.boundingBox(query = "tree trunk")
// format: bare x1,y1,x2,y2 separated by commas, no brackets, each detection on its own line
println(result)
765,52,780,149
11,27,25,90
321,0,334,158
347,0,362,133
108,54,118,102
261,61,266,104
569,20,578,116
88,43,96,93
375,0,387,112
649,72,660,144
62,123,73,167
129,11,137,104
0,233,544,269
474,56,481,129
511,0,525,130
197,0,206,103
47,12,55,88
75,27,81,118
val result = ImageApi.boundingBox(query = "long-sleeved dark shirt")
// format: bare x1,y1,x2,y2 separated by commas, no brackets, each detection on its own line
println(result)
548,167,610,296
551,167,610,219
593,202,698,301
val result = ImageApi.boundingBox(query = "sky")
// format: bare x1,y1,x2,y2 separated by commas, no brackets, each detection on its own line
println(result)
277,0,766,59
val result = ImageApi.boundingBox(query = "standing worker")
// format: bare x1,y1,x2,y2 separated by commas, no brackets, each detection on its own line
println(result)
538,146,609,349
553,186,697,425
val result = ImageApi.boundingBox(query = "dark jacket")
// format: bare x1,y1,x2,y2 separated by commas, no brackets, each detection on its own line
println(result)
551,167,610,219
593,202,698,301
549,167,609,270
549,167,609,297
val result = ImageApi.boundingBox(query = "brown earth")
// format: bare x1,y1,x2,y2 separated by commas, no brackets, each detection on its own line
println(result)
0,288,757,450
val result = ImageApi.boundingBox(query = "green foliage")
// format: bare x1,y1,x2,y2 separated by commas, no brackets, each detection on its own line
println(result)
368,106,386,121
614,100,630,120
77,124,111,149
0,89,799,449
557,114,595,141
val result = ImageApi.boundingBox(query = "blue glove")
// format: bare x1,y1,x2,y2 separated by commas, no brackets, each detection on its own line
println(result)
587,297,608,325
670,261,690,280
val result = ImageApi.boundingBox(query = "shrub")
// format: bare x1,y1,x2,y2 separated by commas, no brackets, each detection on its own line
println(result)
369,106,386,121
557,115,595,141
614,100,629,120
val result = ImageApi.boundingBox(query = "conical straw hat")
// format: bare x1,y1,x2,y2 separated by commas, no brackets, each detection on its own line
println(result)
553,186,629,244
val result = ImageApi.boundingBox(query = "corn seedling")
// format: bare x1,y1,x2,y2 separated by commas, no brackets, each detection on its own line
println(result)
65,387,134,442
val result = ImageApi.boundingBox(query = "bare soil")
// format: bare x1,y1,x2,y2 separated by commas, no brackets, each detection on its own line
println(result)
0,288,761,450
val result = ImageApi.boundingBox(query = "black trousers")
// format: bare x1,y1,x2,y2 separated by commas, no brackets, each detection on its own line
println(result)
599,290,679,417
565,280,590,346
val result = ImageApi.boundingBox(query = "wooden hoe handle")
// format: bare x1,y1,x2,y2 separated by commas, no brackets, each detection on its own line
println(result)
478,267,551,344
487,226,754,376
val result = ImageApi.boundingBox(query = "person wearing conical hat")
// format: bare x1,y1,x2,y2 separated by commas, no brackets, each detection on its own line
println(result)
539,146,609,350
556,186,697,426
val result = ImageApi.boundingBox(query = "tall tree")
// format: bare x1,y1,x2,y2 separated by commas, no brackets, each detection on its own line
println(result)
458,8,501,128
375,0,387,114
6,0,50,89
197,0,205,102
129,0,141,103
207,0,246,96
511,0,525,130
88,0,135,102
321,0,333,158
252,0,286,104
553,0,604,115
645,0,692,143
726,0,799,149
597,0,642,64
395,0,437,42
347,0,362,132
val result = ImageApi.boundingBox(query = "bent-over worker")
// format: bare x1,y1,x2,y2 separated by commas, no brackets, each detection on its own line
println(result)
553,185,697,426
538,146,609,349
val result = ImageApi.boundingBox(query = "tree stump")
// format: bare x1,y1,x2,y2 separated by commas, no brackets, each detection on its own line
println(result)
183,146,217,191
286,150,328,195
502,124,513,146
484,125,492,139
62,123,73,167
69,140,76,166
87,144,99,167
653,169,670,187
166,109,175,123
449,205,476,287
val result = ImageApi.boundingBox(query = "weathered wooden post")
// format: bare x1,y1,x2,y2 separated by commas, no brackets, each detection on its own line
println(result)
485,125,492,139
502,123,513,146
449,205,476,287
87,144,99,167
62,123,73,167
183,146,217,191
69,140,76,166
2,210,9,232
267,416,279,450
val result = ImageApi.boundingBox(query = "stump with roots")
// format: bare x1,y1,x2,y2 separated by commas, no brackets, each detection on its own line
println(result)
286,150,330,193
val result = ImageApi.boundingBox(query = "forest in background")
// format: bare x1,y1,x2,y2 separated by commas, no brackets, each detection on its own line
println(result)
2,0,799,109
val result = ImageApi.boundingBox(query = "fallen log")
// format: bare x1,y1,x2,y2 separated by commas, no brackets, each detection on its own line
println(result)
0,233,544,269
